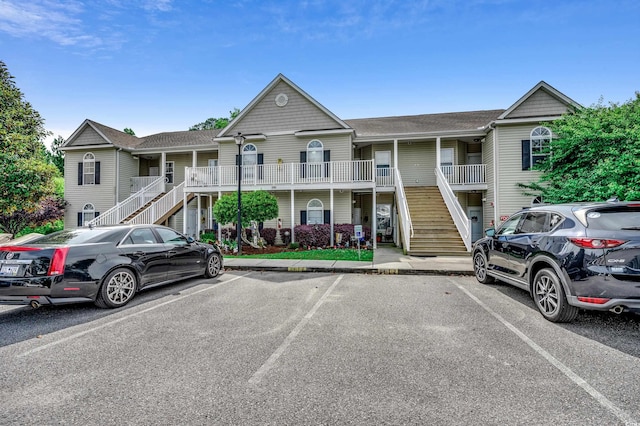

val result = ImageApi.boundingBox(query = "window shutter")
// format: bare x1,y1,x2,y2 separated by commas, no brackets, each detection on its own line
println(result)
78,163,83,185
300,210,307,225
257,153,264,179
323,150,331,178
95,161,101,184
300,151,307,178
324,210,330,225
235,155,240,166
522,140,531,171
77,212,83,226
95,211,100,218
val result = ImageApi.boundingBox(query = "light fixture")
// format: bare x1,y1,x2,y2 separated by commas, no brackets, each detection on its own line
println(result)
234,132,245,255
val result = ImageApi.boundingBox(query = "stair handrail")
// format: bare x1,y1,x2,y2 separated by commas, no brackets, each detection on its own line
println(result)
394,168,413,253
126,182,185,225
87,176,165,226
435,167,472,251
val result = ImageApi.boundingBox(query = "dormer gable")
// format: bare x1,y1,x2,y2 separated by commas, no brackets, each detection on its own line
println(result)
499,81,581,120
61,119,142,151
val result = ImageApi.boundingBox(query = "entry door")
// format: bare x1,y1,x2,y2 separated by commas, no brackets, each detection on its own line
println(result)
440,148,454,181
468,206,483,242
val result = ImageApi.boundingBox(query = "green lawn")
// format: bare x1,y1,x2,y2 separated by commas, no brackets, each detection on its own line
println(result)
225,248,373,262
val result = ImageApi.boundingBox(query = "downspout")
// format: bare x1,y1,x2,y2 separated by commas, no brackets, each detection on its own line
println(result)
115,148,122,204
491,123,499,226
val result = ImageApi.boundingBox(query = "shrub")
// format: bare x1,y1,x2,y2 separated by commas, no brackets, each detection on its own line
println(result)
294,224,331,248
289,242,300,250
15,220,64,238
261,228,276,245
199,232,217,244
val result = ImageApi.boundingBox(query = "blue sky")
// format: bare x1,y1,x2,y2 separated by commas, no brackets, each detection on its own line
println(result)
1,0,639,145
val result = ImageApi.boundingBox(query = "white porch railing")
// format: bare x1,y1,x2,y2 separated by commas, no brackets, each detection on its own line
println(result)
440,164,486,185
435,167,472,251
394,168,413,253
131,176,162,194
88,176,165,226
185,160,381,188
127,182,185,225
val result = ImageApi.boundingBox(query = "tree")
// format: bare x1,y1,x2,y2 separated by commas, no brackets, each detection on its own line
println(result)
124,127,135,135
519,93,640,203
0,60,59,234
213,190,279,247
189,108,240,131
46,135,65,174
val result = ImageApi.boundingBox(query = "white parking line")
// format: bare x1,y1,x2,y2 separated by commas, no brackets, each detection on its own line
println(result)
451,279,637,426
17,274,249,358
248,274,344,386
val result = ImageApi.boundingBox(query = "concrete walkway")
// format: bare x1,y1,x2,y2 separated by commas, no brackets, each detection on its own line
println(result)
223,245,474,276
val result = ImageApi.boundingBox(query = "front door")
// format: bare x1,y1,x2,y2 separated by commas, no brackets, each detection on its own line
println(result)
468,206,483,242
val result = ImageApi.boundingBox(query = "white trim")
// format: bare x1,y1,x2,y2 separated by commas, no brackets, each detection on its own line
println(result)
498,81,582,120
295,129,354,137
61,144,115,151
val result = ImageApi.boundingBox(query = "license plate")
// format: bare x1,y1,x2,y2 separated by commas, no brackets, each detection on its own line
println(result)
0,265,19,276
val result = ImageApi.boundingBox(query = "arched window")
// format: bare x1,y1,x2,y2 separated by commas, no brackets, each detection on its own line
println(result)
307,140,324,179
82,203,95,225
306,199,323,225
530,126,551,166
242,143,257,180
83,153,95,185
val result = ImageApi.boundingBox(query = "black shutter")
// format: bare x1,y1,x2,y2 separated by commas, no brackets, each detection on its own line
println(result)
522,140,531,171
323,150,331,178
77,212,83,226
300,210,307,225
257,153,264,180
95,211,100,218
300,151,307,178
78,163,83,185
324,210,331,225
95,161,101,184
235,155,240,166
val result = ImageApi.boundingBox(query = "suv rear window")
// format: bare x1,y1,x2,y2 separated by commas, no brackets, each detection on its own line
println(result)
585,206,640,231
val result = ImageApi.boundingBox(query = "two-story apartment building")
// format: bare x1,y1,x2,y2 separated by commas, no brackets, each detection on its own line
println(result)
60,74,580,255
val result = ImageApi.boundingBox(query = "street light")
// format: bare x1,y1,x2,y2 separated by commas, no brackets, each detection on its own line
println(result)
234,132,245,255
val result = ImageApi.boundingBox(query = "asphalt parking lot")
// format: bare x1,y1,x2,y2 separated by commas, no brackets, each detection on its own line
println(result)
1,272,639,425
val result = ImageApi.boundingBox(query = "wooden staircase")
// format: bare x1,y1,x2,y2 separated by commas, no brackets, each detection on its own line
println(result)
404,186,468,256
122,193,166,223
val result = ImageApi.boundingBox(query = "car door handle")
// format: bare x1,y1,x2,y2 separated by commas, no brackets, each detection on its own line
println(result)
168,250,177,255
132,251,146,256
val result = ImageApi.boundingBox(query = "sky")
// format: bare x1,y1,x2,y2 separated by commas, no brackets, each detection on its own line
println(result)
1,0,639,146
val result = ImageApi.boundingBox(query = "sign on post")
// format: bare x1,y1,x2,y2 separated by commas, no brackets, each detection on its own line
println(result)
354,225,363,260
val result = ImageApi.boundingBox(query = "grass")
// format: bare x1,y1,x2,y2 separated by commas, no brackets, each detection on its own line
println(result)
226,248,373,262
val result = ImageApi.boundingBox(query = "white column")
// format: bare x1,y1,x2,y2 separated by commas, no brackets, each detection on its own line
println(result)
393,139,398,169
161,152,166,191
436,137,441,172
290,189,295,243
217,191,222,242
192,150,197,168
208,195,213,231
330,188,334,246
197,194,201,237
183,191,188,235
372,188,377,250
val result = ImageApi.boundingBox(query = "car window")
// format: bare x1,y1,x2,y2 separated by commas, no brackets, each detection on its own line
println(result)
497,214,523,236
518,212,549,234
122,228,158,245
585,206,640,231
156,227,188,245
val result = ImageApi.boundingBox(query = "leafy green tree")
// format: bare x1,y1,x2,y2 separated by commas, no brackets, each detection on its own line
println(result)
520,93,640,203
0,60,59,234
46,135,65,174
124,127,135,135
189,108,240,131
213,190,279,246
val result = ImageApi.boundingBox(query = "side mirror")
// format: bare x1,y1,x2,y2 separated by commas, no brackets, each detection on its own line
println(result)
186,236,195,244
485,228,495,237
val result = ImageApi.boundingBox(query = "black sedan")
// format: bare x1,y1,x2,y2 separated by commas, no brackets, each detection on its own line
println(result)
0,224,223,309
473,201,640,322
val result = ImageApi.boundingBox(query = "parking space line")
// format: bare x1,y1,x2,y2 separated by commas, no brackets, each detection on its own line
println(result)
451,279,637,426
17,274,250,358
248,274,344,386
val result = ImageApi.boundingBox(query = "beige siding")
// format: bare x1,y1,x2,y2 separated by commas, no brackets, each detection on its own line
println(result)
196,151,218,168
397,141,436,186
67,126,107,147
232,81,342,135
63,148,117,229
118,152,139,200
506,89,570,119
165,153,192,187
483,129,496,229
495,124,544,222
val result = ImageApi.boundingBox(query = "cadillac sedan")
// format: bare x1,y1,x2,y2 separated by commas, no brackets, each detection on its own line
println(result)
0,225,223,309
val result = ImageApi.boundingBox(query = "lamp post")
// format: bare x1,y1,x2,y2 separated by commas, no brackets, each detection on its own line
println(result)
234,132,245,255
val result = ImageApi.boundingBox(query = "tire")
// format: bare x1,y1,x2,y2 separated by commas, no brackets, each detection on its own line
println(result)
95,268,137,309
532,268,579,323
204,253,222,278
473,251,495,284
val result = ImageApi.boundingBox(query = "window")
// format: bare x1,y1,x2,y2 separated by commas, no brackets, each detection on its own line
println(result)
82,203,96,226
307,140,323,179
375,151,391,178
165,161,174,184
531,127,551,166
122,228,157,245
83,153,95,185
306,199,323,225
242,144,257,180
497,214,522,236
156,227,188,245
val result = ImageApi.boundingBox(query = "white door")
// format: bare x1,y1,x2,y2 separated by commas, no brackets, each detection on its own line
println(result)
468,206,483,242
186,209,197,239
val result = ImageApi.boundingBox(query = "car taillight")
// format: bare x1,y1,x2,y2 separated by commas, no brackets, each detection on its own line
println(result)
577,297,611,305
569,238,626,249
0,246,41,251
48,247,69,276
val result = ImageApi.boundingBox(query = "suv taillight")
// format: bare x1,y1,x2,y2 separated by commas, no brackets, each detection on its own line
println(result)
47,247,69,276
569,238,626,249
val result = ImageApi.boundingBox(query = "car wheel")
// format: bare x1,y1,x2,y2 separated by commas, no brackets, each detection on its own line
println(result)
95,268,137,309
532,268,579,323
204,253,222,278
473,251,494,284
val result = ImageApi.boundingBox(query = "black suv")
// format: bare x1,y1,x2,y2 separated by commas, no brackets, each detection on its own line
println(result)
473,202,640,322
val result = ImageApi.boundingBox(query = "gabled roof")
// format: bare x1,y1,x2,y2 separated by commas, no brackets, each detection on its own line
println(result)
218,73,351,137
136,129,220,150
498,81,581,120
346,109,504,137
61,119,143,150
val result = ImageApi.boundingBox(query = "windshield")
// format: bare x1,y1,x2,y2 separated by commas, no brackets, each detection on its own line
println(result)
586,207,640,231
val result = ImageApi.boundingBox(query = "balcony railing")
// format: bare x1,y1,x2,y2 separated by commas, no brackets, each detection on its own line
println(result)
440,164,486,185
131,176,163,194
185,160,394,189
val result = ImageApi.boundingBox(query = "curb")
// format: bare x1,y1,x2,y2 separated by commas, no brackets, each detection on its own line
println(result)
223,265,475,276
